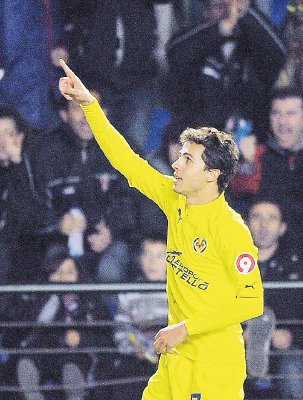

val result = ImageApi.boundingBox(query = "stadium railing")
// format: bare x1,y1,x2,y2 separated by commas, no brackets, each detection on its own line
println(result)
0,281,302,400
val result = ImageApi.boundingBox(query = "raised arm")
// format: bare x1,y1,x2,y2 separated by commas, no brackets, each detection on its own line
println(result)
58,60,172,213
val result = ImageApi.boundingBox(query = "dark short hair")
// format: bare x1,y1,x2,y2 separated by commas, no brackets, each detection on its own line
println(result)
41,248,90,283
270,86,303,104
0,106,34,137
180,127,239,193
248,196,286,222
129,231,166,257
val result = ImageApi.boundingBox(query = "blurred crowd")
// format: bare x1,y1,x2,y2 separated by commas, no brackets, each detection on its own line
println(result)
0,0,303,399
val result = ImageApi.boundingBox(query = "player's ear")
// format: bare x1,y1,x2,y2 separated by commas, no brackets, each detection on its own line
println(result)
207,169,220,183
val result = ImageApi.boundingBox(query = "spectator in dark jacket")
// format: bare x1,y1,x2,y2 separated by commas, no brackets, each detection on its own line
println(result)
32,97,138,260
247,197,302,282
231,86,303,240
167,0,286,141
54,0,172,151
0,107,57,284
275,0,303,91
0,0,62,132
245,198,303,399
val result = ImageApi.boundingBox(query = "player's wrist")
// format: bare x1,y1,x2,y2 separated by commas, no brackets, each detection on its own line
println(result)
80,96,96,108
81,92,95,106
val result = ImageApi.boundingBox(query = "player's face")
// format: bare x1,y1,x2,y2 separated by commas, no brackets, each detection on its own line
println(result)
248,202,286,250
65,102,94,141
140,240,167,281
172,141,217,203
270,97,303,150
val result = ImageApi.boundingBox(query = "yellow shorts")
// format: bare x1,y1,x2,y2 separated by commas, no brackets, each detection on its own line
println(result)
142,352,246,400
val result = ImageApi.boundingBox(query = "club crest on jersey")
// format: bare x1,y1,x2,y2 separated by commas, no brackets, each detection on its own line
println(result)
193,237,207,254
235,253,256,274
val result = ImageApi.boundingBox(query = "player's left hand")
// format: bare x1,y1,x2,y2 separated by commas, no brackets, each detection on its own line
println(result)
154,321,189,355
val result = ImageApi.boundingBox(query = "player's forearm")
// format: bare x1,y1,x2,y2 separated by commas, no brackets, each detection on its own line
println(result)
185,295,264,336
81,99,140,177
81,99,170,212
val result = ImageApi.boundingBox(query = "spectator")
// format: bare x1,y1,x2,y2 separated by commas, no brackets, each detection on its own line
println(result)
245,198,303,399
78,214,131,318
110,0,174,151
0,107,56,283
55,0,173,151
231,86,303,239
32,97,137,260
167,0,286,142
247,198,302,281
275,0,303,90
113,233,168,400
0,0,62,132
2,251,113,400
146,118,184,175
52,0,118,107
80,214,130,283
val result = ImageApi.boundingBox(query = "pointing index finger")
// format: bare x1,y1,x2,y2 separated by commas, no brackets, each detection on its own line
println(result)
59,58,76,79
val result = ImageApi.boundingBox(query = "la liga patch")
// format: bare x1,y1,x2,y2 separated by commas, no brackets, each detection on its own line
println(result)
235,253,256,274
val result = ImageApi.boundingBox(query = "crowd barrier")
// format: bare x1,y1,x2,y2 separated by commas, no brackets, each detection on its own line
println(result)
0,281,302,400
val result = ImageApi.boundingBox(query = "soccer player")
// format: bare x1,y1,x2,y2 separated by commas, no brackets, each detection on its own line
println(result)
59,59,263,400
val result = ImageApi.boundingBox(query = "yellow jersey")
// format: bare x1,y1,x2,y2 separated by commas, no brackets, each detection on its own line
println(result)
81,100,263,362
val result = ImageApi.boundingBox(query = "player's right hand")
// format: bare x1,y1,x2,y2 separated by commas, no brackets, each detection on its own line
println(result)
59,59,95,106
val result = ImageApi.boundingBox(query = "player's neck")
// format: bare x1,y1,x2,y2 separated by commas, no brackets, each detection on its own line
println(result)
186,186,220,206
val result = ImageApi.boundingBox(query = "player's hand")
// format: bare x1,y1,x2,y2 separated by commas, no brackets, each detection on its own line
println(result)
59,59,95,106
154,321,188,355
